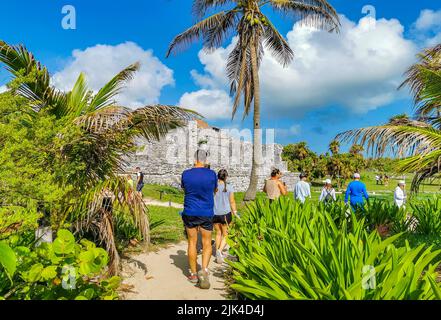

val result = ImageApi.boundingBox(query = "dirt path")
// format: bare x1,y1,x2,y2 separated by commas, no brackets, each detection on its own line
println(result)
121,242,230,300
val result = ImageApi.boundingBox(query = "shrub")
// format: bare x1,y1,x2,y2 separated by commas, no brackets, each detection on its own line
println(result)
228,198,441,300
0,229,120,300
411,197,441,236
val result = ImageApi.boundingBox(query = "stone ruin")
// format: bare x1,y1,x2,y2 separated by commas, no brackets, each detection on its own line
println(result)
126,120,299,192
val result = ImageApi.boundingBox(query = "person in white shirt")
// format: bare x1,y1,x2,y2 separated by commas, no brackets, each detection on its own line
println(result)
394,181,407,208
319,179,337,204
294,173,311,204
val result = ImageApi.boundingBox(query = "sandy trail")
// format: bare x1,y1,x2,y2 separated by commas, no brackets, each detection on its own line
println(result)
121,241,230,300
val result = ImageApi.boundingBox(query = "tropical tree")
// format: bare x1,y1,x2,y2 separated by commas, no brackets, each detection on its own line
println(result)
0,40,197,274
349,144,364,156
167,0,340,200
337,44,441,193
329,140,340,155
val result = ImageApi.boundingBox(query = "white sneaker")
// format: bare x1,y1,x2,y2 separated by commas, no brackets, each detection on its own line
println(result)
216,250,224,264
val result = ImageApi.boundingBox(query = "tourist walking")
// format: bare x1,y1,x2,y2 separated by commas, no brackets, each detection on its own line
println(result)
213,169,238,264
181,150,218,289
263,169,288,202
375,175,380,185
135,167,145,196
394,180,407,208
319,179,336,204
345,173,369,210
294,173,311,204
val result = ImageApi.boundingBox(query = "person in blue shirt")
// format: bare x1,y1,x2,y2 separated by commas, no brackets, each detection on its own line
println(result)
345,173,369,210
181,149,218,289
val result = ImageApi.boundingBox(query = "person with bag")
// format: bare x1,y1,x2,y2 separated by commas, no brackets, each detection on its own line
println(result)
319,179,337,204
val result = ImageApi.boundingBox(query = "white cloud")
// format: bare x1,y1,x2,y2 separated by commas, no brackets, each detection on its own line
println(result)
276,125,302,138
415,9,441,31
0,85,7,94
413,9,441,47
179,89,233,120
52,42,174,108
181,15,418,118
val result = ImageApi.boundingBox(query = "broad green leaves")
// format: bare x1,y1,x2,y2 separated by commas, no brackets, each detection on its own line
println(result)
53,229,76,255
1,230,120,300
0,242,17,280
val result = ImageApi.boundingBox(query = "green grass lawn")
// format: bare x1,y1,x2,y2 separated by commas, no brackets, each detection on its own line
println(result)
149,206,185,247
143,184,184,204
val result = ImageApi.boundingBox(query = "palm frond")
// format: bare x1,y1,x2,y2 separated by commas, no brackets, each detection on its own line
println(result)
167,11,234,57
66,73,93,117
269,0,341,33
263,16,294,67
71,176,150,275
73,106,131,133
193,0,234,19
89,63,140,111
203,10,239,51
126,104,201,141
337,123,439,158
0,40,55,110
399,44,441,115
417,67,441,123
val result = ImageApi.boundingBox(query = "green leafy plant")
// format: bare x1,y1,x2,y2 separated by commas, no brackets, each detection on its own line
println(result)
411,197,441,236
0,229,120,300
228,198,441,300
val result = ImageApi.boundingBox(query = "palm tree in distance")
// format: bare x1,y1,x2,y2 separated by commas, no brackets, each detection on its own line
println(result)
0,40,198,274
329,140,340,155
167,0,340,200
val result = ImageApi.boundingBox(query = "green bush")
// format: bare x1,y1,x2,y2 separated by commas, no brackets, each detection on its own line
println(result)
411,197,441,236
228,198,441,300
0,229,120,300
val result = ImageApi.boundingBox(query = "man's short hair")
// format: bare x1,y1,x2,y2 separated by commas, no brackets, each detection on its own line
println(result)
194,149,208,163
300,173,308,179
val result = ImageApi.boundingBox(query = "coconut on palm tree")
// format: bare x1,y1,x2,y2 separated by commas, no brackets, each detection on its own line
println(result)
0,40,198,274
338,44,441,193
167,0,340,200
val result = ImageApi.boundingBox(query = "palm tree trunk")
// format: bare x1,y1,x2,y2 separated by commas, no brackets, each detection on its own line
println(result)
244,35,262,201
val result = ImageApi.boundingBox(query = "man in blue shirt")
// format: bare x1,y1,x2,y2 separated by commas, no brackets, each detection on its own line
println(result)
345,173,369,210
181,150,218,289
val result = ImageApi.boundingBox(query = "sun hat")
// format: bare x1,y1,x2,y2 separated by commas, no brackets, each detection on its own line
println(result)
354,173,361,179
324,179,332,185
399,180,406,185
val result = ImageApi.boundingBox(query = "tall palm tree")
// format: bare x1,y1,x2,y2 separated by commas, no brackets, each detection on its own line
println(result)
0,40,197,274
337,44,441,193
167,0,340,200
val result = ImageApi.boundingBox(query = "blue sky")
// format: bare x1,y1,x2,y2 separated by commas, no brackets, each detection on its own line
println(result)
1,0,440,153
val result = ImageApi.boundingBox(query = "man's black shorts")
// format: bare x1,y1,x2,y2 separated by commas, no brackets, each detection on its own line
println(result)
213,213,233,225
182,215,214,231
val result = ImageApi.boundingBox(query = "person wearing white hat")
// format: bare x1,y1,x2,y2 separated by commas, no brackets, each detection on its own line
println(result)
319,179,336,204
394,180,407,208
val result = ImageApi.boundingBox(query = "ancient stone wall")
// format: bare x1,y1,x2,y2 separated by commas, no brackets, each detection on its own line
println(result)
126,121,299,192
